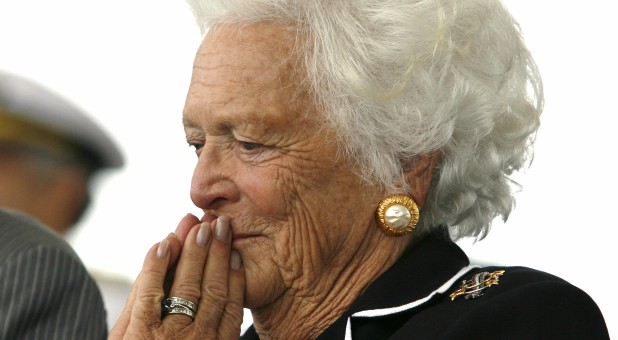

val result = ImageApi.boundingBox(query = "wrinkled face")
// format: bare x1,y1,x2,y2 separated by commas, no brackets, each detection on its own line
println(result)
183,23,383,308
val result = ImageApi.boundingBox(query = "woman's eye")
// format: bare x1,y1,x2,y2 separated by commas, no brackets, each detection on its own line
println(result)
240,141,262,151
188,142,204,151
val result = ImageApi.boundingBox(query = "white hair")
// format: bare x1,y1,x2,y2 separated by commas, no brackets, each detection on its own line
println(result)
186,0,543,240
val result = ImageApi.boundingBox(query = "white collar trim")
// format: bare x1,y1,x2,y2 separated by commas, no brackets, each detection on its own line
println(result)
344,265,479,340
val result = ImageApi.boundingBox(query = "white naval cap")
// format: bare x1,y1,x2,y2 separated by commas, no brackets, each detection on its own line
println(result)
0,70,124,169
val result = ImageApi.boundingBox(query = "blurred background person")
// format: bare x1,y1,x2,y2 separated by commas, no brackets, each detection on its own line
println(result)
0,208,108,339
0,69,130,328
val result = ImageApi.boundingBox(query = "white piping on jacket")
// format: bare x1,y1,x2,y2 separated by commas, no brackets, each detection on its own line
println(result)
344,265,479,340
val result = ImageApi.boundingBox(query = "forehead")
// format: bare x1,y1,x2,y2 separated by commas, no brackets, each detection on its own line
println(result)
199,23,295,82
184,23,304,126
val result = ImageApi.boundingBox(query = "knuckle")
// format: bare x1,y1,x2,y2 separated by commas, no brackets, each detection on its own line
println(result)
155,327,179,340
201,292,227,312
141,285,165,299
139,286,165,307
142,265,166,277
202,281,228,305
171,281,201,302
226,297,243,312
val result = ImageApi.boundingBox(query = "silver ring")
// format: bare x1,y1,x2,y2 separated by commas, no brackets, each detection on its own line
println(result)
164,297,197,312
164,305,196,320
161,297,197,320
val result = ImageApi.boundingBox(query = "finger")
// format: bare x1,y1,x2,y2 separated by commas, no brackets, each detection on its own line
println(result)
164,233,183,295
194,216,233,336
164,222,211,328
218,250,246,339
165,216,197,294
175,213,200,247
111,232,178,338
125,238,172,335
168,233,182,267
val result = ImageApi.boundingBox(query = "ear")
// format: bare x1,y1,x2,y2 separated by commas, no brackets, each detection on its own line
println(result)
404,150,441,208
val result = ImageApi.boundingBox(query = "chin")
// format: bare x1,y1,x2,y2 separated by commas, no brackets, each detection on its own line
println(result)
243,274,273,309
240,257,284,310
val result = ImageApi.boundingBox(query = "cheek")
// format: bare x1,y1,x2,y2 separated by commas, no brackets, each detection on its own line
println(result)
234,167,300,307
284,164,381,255
238,159,379,295
238,165,319,279
238,166,290,218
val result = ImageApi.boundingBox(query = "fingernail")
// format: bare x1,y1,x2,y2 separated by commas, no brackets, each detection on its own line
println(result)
230,250,242,270
215,216,229,241
157,238,169,259
168,232,177,239
196,222,210,246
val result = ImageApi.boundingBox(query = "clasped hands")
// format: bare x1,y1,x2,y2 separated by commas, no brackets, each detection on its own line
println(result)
110,214,245,339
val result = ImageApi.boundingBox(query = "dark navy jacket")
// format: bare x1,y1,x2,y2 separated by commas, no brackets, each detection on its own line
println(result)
241,231,609,339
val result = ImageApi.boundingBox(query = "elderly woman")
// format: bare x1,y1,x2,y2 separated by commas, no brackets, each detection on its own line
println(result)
111,0,609,338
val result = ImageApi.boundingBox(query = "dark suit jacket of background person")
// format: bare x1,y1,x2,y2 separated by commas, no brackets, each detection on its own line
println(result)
0,209,107,339
241,230,609,340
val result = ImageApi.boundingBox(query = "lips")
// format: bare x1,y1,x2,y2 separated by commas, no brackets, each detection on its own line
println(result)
201,213,263,243
200,213,218,224
232,233,261,240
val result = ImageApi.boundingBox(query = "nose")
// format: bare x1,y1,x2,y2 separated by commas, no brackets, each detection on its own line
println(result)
190,142,240,210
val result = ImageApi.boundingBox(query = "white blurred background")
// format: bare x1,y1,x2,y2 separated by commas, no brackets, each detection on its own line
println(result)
1,0,616,337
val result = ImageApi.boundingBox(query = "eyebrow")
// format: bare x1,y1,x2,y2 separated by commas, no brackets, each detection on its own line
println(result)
182,118,199,129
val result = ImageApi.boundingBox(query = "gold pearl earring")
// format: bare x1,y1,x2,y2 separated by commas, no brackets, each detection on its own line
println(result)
375,194,419,236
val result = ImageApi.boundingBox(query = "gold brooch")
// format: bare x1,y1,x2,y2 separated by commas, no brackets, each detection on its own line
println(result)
450,270,505,301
